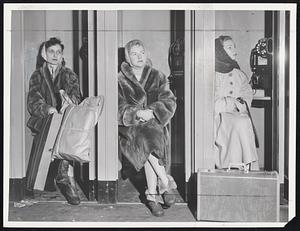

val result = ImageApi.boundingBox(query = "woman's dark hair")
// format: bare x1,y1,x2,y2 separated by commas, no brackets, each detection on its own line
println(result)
218,35,233,46
35,37,65,69
45,37,64,51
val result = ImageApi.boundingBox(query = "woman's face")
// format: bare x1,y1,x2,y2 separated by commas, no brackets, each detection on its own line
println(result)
46,44,63,65
128,45,147,68
223,39,237,60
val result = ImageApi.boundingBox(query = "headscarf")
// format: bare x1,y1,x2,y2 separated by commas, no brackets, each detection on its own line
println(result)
41,43,47,62
215,37,240,73
124,39,147,67
36,42,46,69
35,38,65,69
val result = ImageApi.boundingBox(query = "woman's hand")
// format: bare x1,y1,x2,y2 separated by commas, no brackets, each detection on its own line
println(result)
137,109,154,122
48,107,58,114
224,96,238,112
235,97,247,113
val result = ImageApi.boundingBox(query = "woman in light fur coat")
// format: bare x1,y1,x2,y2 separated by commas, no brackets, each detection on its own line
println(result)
214,35,259,171
118,39,177,217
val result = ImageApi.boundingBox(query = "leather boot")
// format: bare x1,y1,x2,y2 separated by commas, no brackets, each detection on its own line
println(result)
55,160,80,205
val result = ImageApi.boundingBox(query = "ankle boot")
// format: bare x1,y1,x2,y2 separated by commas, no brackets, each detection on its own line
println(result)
56,160,80,205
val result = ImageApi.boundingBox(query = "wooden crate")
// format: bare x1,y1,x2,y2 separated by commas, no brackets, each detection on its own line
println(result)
196,169,279,222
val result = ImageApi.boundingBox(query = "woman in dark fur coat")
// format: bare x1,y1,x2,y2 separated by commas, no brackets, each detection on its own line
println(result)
26,37,82,205
118,39,177,217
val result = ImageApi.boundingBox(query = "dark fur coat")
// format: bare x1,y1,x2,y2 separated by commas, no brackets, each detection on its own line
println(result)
27,62,82,134
118,62,177,171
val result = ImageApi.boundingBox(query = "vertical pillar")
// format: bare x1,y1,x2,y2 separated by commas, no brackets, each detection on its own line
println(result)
96,11,118,203
288,7,296,220
277,11,286,183
194,11,215,171
9,11,26,201
184,11,192,182
186,10,216,216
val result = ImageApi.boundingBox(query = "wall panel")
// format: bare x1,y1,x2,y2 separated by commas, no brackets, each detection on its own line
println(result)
121,10,171,76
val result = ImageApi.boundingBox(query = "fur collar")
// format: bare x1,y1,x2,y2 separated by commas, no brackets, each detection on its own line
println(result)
120,62,153,106
120,62,152,89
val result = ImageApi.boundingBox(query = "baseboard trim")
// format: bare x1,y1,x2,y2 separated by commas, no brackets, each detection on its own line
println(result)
96,180,117,204
9,178,26,202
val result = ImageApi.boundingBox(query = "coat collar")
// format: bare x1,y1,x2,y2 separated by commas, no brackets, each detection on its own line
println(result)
120,62,152,89
47,63,63,79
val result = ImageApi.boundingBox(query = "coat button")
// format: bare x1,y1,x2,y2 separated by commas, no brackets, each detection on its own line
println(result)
228,73,233,77
229,91,233,94
230,81,233,85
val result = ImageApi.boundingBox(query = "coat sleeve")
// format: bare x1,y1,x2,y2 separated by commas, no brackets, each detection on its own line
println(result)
147,72,177,126
64,70,82,105
27,71,52,118
118,83,142,127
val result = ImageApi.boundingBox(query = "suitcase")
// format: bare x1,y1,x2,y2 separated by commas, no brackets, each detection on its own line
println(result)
196,168,280,222
33,113,63,190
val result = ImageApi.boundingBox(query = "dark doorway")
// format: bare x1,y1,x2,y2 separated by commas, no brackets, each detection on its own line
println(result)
116,11,186,204
169,10,186,201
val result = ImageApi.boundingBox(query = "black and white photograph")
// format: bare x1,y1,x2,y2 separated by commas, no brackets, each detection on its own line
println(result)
3,3,297,228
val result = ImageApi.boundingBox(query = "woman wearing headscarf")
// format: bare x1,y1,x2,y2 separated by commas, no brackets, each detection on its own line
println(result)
26,37,82,205
118,39,177,217
214,35,259,171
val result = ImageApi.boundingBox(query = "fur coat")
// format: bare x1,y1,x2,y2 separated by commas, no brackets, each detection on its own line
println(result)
26,62,81,191
27,62,82,134
118,62,177,171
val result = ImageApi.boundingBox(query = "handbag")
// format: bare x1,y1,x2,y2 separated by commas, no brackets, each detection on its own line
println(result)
52,95,104,163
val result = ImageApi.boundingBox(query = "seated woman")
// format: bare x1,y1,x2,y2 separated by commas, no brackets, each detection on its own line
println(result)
214,35,259,171
26,37,82,205
118,39,177,217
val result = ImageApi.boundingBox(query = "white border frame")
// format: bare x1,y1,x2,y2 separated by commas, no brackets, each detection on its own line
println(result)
3,3,297,228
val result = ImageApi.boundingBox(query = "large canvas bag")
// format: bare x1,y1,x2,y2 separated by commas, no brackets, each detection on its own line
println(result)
52,95,104,163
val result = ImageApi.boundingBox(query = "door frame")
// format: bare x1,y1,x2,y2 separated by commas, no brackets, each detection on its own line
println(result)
184,10,216,183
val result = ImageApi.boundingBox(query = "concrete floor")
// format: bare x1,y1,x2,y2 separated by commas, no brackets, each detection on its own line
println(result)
7,173,289,224
7,200,288,224
7,185,288,224
8,201,195,222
